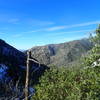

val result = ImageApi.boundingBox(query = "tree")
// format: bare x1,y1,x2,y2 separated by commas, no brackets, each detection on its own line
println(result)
25,51,30,100
85,24,100,67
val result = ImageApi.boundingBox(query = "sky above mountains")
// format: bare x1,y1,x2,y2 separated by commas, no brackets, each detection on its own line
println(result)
0,0,100,49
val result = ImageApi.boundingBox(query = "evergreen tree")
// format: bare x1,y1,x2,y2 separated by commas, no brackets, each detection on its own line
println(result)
85,24,100,67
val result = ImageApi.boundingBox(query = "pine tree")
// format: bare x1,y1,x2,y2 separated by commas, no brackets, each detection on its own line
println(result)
85,24,100,67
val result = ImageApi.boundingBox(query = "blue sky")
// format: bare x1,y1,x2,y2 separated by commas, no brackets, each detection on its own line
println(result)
0,0,100,49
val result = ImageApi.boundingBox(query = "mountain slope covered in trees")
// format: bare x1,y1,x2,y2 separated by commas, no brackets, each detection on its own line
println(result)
29,39,93,67
0,39,27,81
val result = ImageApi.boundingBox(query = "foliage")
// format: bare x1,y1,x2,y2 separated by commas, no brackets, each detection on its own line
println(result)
0,80,24,99
31,67,100,100
84,24,100,67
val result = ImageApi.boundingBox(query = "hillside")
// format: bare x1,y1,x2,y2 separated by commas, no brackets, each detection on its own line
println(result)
0,39,48,82
0,39,26,65
29,39,93,67
0,39,27,81
0,39,48,99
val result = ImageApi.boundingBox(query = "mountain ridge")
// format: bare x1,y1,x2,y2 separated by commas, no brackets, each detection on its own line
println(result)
29,38,93,67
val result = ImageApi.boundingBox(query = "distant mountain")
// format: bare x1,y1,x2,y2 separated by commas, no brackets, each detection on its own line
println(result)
29,39,93,67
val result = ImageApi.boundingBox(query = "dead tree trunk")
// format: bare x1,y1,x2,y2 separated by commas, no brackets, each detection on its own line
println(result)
25,50,30,100
24,50,40,100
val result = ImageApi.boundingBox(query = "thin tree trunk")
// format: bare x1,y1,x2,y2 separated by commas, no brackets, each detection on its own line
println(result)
25,51,30,100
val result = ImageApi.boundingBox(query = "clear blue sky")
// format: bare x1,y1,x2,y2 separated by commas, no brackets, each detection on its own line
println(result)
0,0,100,49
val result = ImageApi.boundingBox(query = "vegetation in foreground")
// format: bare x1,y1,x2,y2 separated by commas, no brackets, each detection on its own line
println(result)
31,25,100,100
32,67,100,100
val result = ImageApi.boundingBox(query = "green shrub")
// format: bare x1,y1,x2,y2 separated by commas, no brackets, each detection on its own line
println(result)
31,66,100,100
